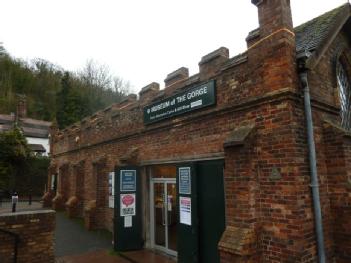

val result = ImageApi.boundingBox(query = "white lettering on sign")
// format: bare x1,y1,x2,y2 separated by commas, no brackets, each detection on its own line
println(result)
187,86,207,100
191,100,202,108
176,94,186,103
151,100,171,113
143,80,215,124
148,86,208,114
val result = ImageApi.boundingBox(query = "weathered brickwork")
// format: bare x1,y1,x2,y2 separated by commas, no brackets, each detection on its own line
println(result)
0,210,55,263
309,32,351,107
45,1,351,262
322,122,351,263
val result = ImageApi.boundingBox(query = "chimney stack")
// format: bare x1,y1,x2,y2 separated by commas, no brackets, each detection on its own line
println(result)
16,95,27,119
252,0,293,37
248,0,297,93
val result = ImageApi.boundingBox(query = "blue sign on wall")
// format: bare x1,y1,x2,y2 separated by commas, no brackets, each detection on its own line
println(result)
179,167,191,194
120,170,136,192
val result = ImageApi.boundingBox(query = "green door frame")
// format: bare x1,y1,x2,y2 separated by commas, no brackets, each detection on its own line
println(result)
149,178,177,257
114,166,143,251
176,163,199,263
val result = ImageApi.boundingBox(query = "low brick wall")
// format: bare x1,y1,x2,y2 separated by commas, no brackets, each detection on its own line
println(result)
0,210,55,263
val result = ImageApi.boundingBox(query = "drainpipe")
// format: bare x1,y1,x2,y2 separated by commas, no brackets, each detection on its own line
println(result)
298,64,326,263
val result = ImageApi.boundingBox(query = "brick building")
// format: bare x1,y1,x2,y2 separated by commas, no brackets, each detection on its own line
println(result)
0,95,51,155
44,1,351,262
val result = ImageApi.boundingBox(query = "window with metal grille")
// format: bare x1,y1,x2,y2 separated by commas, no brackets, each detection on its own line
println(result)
336,59,351,130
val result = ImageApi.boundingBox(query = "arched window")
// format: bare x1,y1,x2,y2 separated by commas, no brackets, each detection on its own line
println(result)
336,59,351,130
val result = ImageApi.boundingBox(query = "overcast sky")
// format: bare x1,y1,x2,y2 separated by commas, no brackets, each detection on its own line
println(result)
0,0,347,93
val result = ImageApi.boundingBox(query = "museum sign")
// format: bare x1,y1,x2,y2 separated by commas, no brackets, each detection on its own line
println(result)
143,80,216,124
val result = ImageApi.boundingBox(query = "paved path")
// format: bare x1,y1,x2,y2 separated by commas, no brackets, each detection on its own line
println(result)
56,250,129,263
55,212,176,262
56,249,176,263
122,250,176,263
55,212,113,257
0,203,175,262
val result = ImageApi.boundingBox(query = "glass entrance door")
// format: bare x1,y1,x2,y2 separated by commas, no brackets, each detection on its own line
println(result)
151,179,177,256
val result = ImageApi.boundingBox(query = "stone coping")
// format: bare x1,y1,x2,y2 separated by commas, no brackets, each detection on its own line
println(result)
0,209,55,217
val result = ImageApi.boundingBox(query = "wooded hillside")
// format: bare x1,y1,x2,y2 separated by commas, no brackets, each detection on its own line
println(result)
0,45,130,129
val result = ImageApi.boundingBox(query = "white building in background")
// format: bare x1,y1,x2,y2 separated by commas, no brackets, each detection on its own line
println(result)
0,96,51,156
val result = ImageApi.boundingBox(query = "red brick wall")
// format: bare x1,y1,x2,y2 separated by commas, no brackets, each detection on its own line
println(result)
323,124,351,262
58,165,69,202
75,161,86,217
0,210,55,263
95,161,109,229
47,1,351,262
306,25,351,262
51,97,322,261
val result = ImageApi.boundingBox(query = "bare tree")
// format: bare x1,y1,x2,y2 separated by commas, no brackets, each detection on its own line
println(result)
79,59,112,90
76,59,131,109
113,77,130,95
0,42,7,57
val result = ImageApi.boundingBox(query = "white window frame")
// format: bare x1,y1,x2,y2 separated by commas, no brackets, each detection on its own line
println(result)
336,59,351,130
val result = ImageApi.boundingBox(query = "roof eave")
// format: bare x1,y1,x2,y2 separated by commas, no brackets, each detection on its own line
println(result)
305,4,351,69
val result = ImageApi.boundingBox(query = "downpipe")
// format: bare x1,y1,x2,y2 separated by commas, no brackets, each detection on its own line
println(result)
299,71,326,263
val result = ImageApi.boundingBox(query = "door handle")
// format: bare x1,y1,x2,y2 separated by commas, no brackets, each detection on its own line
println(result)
162,194,166,226
167,195,172,226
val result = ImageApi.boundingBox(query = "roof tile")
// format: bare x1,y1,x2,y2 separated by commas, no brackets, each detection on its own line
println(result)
295,4,348,53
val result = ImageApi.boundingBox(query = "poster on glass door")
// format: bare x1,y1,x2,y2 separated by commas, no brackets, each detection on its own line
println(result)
179,196,191,225
179,167,191,194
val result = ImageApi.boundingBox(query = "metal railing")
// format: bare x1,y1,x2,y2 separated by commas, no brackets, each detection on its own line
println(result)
0,228,20,263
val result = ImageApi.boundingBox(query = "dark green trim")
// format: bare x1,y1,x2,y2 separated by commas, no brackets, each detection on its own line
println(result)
144,80,216,124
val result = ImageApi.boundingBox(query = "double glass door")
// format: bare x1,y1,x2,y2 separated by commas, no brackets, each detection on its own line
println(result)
151,179,177,256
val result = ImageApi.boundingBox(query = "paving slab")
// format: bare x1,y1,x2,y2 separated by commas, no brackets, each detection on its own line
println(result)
121,250,176,263
55,212,112,257
56,249,176,263
56,249,129,263
55,212,176,262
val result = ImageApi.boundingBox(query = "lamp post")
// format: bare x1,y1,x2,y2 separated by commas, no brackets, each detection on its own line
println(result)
12,192,18,213
28,189,32,205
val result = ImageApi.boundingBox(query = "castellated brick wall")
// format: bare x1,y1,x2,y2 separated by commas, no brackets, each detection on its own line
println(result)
0,210,55,263
46,1,351,262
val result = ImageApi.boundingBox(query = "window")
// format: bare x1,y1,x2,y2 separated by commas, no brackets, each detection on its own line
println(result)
336,59,351,130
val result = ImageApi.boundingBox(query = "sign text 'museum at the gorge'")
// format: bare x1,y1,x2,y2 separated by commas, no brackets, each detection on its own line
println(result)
143,80,216,124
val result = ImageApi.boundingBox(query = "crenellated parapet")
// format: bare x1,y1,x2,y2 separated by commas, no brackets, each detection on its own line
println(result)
51,28,299,157
51,45,254,156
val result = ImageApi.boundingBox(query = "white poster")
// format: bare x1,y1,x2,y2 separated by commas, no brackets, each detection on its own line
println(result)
108,172,115,208
120,193,136,216
109,196,114,208
51,175,54,190
124,216,132,228
108,172,115,195
179,196,191,226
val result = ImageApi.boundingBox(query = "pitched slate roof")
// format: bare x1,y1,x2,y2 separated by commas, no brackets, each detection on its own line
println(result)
29,144,46,153
0,115,51,138
295,4,349,53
